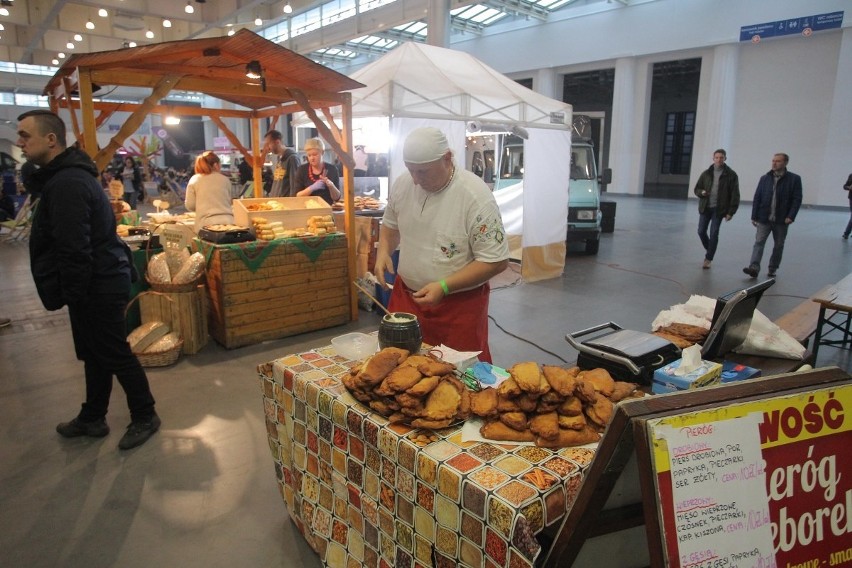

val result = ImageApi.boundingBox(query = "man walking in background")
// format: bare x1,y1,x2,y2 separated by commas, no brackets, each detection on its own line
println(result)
743,153,802,279
694,148,739,269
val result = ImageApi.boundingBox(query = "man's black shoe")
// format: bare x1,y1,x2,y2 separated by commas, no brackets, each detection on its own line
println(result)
768,270,777,278
742,266,758,278
118,414,161,450
56,417,110,438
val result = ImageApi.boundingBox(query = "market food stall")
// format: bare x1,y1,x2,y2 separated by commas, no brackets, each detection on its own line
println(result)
40,30,366,343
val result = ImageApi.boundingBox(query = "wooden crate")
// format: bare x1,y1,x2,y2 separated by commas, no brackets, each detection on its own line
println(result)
199,234,351,348
138,285,209,354
232,197,332,230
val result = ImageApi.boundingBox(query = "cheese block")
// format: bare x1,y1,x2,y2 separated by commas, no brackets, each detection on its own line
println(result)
128,321,170,352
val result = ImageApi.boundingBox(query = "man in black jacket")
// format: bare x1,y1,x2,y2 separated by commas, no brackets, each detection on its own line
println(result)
17,110,160,450
693,149,739,269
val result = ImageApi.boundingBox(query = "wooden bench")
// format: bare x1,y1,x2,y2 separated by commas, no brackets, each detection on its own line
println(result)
774,298,824,348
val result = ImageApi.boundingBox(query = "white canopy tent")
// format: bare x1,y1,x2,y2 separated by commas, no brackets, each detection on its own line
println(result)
298,42,573,281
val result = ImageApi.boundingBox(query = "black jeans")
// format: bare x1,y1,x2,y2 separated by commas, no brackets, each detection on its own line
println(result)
68,293,156,422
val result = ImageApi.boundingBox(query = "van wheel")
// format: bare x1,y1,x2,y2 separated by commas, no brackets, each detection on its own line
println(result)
585,239,599,255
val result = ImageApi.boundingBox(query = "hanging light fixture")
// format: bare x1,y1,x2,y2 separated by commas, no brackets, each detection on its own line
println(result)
227,29,235,36
52,58,59,65
185,2,194,14
66,42,75,49
98,8,108,17
146,29,154,39
86,20,95,30
128,41,137,47
0,23,4,30
0,8,9,17
58,52,66,58
164,114,181,126
254,16,263,26
163,19,172,28
245,60,262,79
284,2,293,14
73,34,83,41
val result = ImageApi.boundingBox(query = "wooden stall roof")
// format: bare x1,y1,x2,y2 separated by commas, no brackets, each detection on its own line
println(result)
42,29,364,111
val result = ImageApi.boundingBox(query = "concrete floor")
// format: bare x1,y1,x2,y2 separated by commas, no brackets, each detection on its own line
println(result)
1,195,850,568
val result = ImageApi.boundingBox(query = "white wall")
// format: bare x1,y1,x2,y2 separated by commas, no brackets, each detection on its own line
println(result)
454,0,852,207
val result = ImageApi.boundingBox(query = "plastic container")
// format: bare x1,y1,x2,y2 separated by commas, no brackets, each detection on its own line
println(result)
331,332,378,360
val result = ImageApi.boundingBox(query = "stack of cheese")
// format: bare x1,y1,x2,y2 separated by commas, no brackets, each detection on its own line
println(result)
251,217,297,241
307,215,337,236
127,321,181,354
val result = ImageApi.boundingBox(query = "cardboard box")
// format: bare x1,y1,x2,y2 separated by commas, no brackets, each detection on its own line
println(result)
232,197,332,230
652,358,722,394
720,360,762,383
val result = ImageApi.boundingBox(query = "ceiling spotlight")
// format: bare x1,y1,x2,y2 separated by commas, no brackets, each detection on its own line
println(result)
98,8,108,17
0,24,4,31
254,17,262,26
284,2,293,14
227,29,235,36
74,34,83,41
0,8,8,17
185,2,194,14
128,41,137,47
163,19,172,28
58,52,66,58
52,58,59,65
146,29,154,39
245,60,263,79
86,20,94,30
66,42,75,49
164,115,181,126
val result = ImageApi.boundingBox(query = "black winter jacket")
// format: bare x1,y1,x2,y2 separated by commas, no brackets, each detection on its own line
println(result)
693,164,740,217
29,148,131,310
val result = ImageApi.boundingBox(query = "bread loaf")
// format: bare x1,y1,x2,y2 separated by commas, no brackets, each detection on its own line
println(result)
147,253,171,284
128,321,170,352
172,252,205,284
144,331,181,353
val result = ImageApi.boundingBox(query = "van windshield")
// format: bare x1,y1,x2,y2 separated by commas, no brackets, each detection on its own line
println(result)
570,147,596,180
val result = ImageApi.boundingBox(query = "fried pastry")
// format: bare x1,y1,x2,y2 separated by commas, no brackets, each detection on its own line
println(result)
542,365,578,397
499,412,528,431
557,396,583,416
356,348,409,388
536,425,600,448
497,377,521,397
469,388,498,417
396,392,425,409
585,396,614,429
382,365,423,393
610,381,640,402
509,361,544,393
410,417,454,429
406,375,441,398
653,331,693,349
480,419,536,442
422,379,461,421
457,388,471,420
558,414,587,430
529,411,559,441
399,354,433,369
496,395,521,413
517,393,539,413
580,368,615,397
417,359,456,377
573,378,598,403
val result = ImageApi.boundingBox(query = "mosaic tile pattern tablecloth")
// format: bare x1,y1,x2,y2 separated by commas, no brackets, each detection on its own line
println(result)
258,347,597,568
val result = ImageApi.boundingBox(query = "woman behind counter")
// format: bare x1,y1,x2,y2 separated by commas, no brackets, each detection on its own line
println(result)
294,138,341,205
185,151,235,232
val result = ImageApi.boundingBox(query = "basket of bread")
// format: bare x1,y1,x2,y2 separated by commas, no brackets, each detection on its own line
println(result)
125,301,183,367
145,250,206,293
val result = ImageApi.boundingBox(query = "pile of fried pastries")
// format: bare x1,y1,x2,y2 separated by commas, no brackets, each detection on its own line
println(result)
653,322,709,349
472,362,644,447
343,347,468,429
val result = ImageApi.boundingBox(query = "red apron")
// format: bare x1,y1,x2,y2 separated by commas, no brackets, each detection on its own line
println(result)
389,276,493,363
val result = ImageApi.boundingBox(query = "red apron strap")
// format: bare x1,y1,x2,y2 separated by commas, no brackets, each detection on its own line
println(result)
389,276,493,363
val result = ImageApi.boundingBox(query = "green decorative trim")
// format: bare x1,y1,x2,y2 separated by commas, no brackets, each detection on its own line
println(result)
194,233,345,273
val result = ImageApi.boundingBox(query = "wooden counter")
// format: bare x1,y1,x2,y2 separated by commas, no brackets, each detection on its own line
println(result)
195,234,350,348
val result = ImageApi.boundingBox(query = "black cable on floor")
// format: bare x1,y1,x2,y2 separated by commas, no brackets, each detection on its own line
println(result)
488,314,571,364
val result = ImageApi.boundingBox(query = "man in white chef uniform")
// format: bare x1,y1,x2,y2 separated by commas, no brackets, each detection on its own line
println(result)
375,127,509,362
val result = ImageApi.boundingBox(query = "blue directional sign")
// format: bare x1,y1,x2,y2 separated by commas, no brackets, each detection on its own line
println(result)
739,11,843,42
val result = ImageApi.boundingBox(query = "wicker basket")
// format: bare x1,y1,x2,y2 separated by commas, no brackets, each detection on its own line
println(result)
133,337,184,367
127,291,184,367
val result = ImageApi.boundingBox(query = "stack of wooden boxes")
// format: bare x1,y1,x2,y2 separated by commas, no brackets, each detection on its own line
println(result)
138,284,209,355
